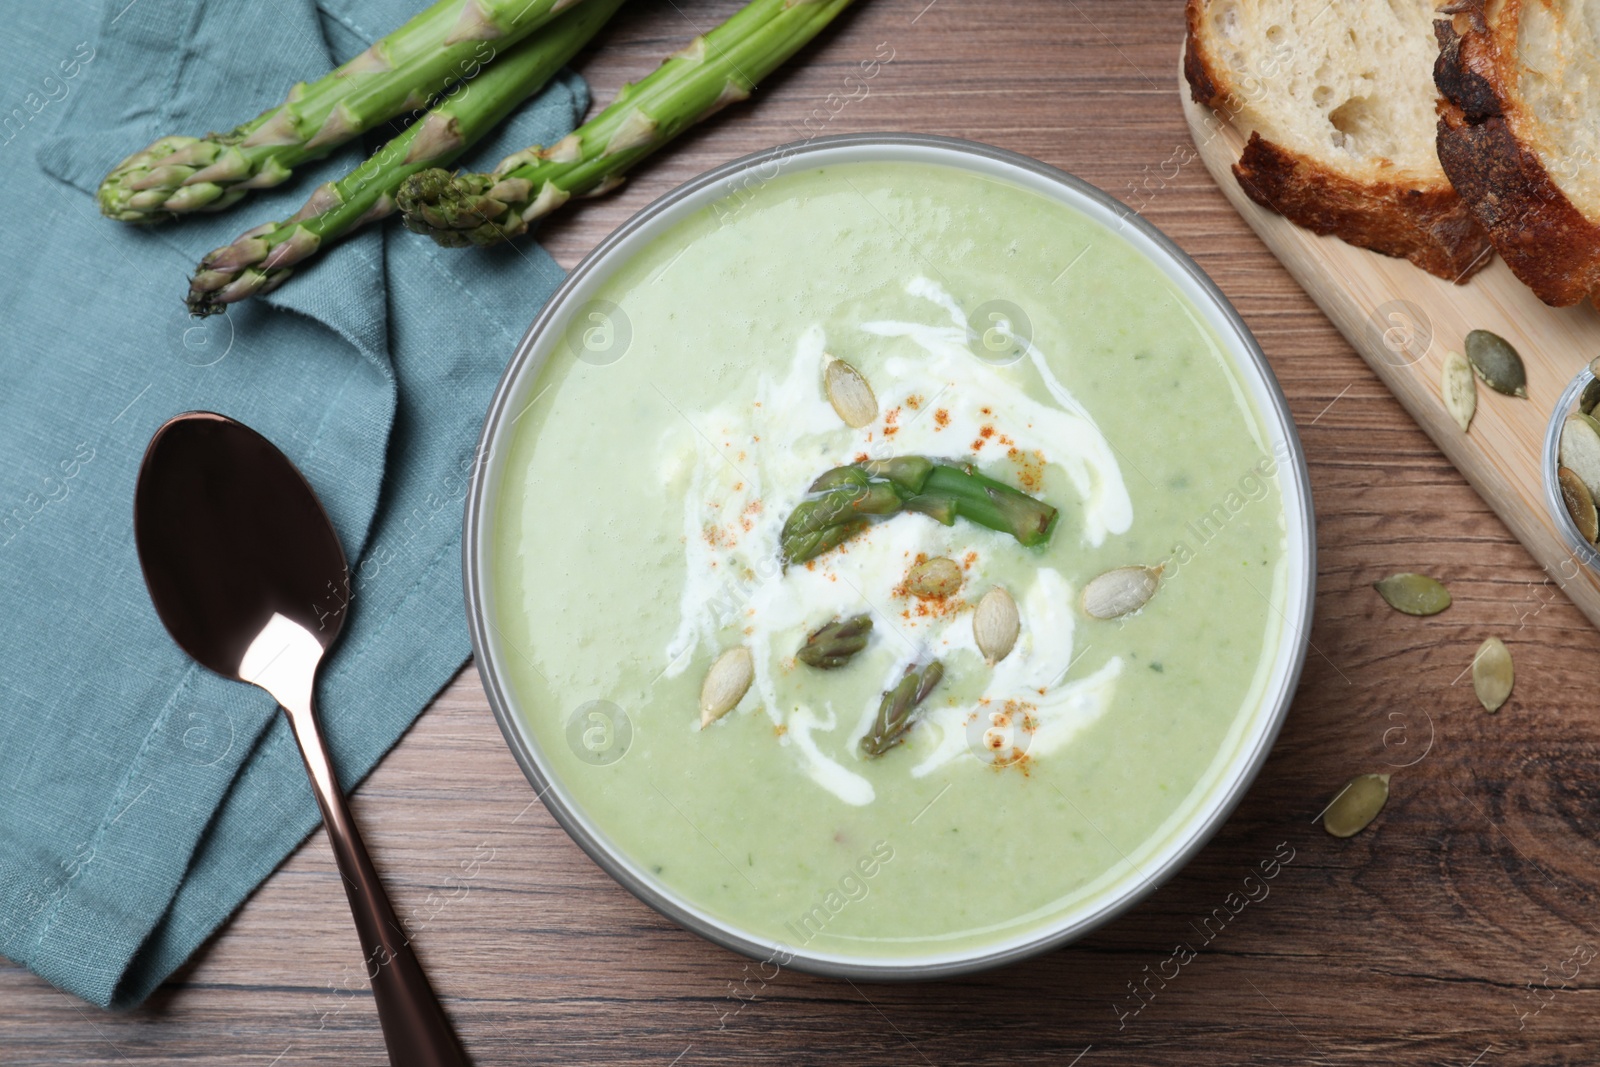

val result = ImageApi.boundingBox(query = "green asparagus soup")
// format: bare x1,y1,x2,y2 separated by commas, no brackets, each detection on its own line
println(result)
490,160,1293,963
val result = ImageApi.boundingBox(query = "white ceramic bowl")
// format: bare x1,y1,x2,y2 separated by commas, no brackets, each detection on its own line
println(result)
464,134,1316,979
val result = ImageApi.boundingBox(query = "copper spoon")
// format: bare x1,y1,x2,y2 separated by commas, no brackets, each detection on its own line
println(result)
133,411,468,1067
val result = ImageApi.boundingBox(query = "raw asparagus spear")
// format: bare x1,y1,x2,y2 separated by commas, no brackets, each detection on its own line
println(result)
99,0,601,223
186,0,625,316
397,0,854,247
860,661,944,758
781,459,1059,566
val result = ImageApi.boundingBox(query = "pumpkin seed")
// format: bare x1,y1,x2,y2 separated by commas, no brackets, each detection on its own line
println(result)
1323,773,1390,838
823,354,877,428
1559,413,1600,500
905,556,962,598
699,646,753,728
1440,350,1476,432
1464,329,1527,397
1373,572,1451,616
1082,564,1163,620
973,586,1020,665
1581,376,1600,415
1559,466,1600,543
1471,637,1513,713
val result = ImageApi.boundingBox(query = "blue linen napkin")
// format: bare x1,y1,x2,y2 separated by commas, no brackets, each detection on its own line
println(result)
0,0,587,1009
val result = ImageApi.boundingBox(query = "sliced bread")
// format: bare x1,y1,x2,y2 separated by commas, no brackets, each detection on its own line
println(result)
1435,0,1600,307
1185,0,1491,281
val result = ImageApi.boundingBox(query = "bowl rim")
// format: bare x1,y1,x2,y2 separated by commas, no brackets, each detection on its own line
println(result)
462,132,1317,981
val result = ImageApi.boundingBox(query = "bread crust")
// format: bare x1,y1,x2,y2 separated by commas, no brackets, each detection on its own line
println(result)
1232,132,1493,280
1182,0,1225,108
1435,0,1600,306
1183,0,1491,283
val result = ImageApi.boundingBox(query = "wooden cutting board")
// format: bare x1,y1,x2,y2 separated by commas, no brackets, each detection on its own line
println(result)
1179,72,1600,630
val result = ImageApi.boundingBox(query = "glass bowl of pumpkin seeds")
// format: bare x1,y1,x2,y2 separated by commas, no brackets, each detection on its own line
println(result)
1546,359,1600,570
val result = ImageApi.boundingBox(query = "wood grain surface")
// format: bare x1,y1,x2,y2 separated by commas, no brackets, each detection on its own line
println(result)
7,2,1600,1064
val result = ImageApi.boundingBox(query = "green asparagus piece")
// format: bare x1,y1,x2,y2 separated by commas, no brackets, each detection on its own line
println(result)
396,0,854,247
860,457,934,492
860,661,944,758
780,459,1059,566
99,0,601,223
796,614,873,669
919,464,1058,547
185,0,625,316
780,467,905,565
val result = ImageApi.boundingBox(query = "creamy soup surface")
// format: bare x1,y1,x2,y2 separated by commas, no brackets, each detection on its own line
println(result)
491,160,1291,961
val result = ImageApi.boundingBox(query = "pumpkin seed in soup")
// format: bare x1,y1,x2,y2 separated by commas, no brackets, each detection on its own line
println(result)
699,646,753,728
1323,774,1390,838
1082,565,1163,620
973,586,1020,665
1373,572,1450,616
823,354,877,428
905,557,962,598
1464,330,1527,397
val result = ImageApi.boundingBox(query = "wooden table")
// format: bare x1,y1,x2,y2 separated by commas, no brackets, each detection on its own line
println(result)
8,2,1600,1063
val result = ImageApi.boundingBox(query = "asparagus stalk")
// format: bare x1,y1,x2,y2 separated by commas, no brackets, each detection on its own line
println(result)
796,614,873,669
99,0,602,223
921,464,1058,547
780,459,1059,566
860,662,944,758
396,0,854,247
185,0,624,316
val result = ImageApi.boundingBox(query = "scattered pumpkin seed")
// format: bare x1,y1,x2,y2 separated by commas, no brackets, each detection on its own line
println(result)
973,586,1020,665
1373,572,1451,616
1440,350,1476,432
1471,637,1514,713
1589,355,1600,381
699,646,753,728
1082,564,1163,620
1464,329,1527,397
1560,413,1600,500
1559,466,1600,543
1581,376,1600,415
1323,773,1390,838
905,556,962,598
823,354,877,428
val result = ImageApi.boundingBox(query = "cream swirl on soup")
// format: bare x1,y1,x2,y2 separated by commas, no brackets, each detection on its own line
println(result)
661,277,1132,806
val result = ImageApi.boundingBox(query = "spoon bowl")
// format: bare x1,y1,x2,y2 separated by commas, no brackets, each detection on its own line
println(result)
134,412,348,675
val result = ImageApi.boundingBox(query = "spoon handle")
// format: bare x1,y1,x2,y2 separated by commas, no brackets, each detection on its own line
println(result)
283,700,470,1067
